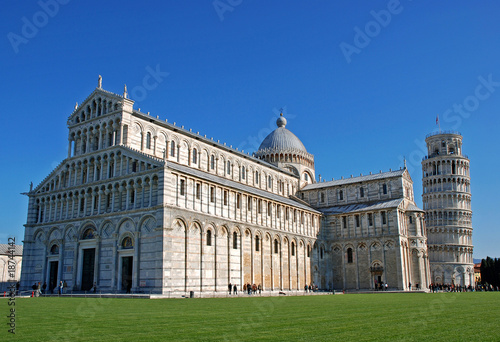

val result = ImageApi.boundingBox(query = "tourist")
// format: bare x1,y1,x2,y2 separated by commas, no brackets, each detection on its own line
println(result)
92,282,97,293
258,284,262,294
385,283,388,291
59,281,64,295
409,282,412,290
228,283,232,295
304,284,308,293
42,282,47,295
233,284,237,295
37,282,41,296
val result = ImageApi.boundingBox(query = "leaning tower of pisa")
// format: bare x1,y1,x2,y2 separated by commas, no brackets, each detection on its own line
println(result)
422,131,474,287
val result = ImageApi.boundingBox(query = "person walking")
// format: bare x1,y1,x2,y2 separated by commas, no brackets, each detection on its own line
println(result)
228,283,232,295
233,284,237,295
59,281,64,295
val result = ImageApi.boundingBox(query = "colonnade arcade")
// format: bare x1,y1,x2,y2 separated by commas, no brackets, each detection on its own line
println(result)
69,118,123,158
33,174,159,224
422,158,469,177
171,218,316,292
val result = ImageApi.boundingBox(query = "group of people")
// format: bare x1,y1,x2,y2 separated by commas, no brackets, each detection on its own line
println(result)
429,283,475,292
374,282,389,291
304,284,318,292
30,281,66,296
228,283,263,295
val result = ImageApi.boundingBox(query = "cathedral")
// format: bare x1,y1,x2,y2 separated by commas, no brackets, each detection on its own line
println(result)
21,78,454,295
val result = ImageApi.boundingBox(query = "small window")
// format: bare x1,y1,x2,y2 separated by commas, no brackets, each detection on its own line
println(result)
277,205,281,218
320,246,324,259
274,239,279,254
257,199,262,213
180,179,185,196
307,245,310,258
304,173,309,181
268,176,272,189
255,236,260,252
383,184,387,195
343,216,347,228
347,248,353,263
268,202,272,216
227,161,231,175
409,216,413,224
192,149,198,164
210,155,215,170
170,141,175,157
146,132,151,149
241,166,246,180
355,215,360,227
360,187,364,198
196,184,201,199
210,187,215,203
368,213,373,226
236,194,241,209
255,171,259,184
233,232,238,249
339,190,344,201
382,211,387,225
206,230,212,246
291,242,295,256
320,193,325,203
224,190,228,206
247,196,252,211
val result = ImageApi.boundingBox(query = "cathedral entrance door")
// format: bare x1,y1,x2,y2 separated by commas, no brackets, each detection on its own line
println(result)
81,248,95,291
121,256,133,293
49,261,58,293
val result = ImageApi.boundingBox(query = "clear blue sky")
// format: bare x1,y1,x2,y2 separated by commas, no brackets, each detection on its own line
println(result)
1,1,499,259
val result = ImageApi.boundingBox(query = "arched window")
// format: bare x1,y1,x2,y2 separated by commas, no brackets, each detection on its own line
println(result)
210,155,215,170
268,175,272,189
307,245,311,257
82,227,95,240
146,132,151,149
347,248,353,263
50,244,59,255
206,230,212,246
339,189,344,200
291,241,295,256
122,236,133,249
304,173,309,181
233,232,238,249
227,161,231,175
360,187,364,197
192,148,198,164
241,166,246,180
255,171,259,184
170,141,175,157
255,236,260,252
274,239,279,254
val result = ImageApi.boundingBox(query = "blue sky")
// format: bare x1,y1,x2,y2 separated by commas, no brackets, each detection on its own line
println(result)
1,1,499,259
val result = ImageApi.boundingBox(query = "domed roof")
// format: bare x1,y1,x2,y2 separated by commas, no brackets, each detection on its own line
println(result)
257,114,308,153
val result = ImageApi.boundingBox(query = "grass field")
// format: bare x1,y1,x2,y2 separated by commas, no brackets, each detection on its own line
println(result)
4,292,500,341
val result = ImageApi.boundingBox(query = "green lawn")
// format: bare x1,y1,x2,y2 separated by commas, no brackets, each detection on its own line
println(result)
3,292,499,341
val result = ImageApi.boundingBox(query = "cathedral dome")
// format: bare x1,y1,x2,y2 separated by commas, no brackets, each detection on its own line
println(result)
257,114,308,154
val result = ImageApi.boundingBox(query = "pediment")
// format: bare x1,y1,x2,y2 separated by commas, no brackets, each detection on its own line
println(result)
67,88,128,126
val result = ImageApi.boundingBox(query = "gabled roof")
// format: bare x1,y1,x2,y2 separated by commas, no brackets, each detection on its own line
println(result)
302,169,407,190
168,163,321,214
0,244,23,256
68,87,126,121
318,198,423,215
